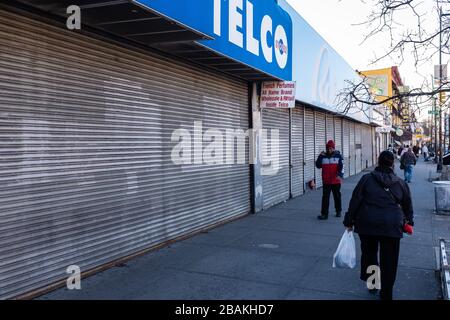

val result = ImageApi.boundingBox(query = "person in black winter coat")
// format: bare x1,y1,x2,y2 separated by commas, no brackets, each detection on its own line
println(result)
343,151,414,300
400,148,417,183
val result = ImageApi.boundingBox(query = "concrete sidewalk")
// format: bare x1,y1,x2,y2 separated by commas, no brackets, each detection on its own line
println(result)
40,160,443,300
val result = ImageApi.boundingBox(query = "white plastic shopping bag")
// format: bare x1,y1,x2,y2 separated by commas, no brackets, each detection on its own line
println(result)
332,230,356,269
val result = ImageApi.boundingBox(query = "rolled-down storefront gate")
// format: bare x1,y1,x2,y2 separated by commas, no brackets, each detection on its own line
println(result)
0,9,251,299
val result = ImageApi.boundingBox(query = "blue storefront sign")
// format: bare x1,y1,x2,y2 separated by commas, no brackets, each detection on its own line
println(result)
200,0,293,80
133,0,293,80
279,0,370,123
133,0,215,38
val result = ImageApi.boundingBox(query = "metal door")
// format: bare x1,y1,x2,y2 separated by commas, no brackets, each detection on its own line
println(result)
0,9,251,299
304,108,315,190
261,108,290,209
291,106,304,197
314,112,326,188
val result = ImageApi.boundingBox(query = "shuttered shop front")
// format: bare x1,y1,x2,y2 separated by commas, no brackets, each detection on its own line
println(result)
291,106,304,197
334,118,343,158
261,108,290,209
355,124,362,174
314,111,326,188
343,120,351,178
362,125,373,169
0,10,251,299
350,122,356,176
304,108,315,189
326,115,335,143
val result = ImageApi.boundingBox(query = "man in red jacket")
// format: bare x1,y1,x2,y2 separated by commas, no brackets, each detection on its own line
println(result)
316,140,344,220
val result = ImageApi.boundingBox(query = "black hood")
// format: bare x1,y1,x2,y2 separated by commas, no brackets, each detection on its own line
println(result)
371,167,398,188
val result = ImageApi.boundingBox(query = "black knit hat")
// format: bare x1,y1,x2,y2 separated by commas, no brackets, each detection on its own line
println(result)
378,150,395,168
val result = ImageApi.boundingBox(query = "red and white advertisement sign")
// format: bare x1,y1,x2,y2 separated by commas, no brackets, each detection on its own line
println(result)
260,81,296,109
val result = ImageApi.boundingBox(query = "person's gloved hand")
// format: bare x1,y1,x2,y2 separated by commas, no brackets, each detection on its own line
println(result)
403,223,413,235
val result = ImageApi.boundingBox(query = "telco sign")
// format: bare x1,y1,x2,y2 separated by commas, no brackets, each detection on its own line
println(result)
134,0,292,80
132,0,215,38
201,0,293,80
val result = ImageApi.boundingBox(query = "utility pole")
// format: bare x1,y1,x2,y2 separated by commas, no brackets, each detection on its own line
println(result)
430,113,433,148
434,97,438,155
431,74,436,156
431,114,434,148
439,7,443,171
445,111,448,152
447,111,450,150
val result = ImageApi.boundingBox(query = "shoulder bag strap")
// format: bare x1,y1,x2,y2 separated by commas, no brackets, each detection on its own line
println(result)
370,172,401,208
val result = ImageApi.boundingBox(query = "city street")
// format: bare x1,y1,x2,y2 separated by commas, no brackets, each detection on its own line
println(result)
40,158,444,300
3,0,450,305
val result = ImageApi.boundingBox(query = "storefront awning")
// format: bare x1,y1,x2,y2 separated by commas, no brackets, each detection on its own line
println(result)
10,0,292,82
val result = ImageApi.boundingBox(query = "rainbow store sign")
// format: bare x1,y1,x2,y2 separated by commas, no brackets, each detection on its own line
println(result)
134,0,293,80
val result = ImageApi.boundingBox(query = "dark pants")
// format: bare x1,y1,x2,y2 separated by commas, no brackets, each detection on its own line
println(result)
321,184,342,216
404,164,413,183
359,234,400,300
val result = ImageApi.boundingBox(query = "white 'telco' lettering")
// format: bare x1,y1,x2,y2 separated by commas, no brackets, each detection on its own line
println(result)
246,0,259,56
214,0,221,36
229,0,244,48
261,15,273,63
213,0,289,69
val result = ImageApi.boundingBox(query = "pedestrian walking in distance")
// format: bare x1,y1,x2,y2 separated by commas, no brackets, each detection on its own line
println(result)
400,147,417,183
343,151,414,300
422,144,429,162
412,145,420,158
316,140,344,220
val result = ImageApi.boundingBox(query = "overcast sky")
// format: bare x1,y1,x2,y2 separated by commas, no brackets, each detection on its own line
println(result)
285,0,442,118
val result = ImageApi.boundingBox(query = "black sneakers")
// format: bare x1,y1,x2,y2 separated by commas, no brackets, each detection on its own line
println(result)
335,212,342,218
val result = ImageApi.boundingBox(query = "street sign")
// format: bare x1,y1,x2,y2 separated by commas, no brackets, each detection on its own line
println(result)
375,126,392,133
429,110,439,115
260,81,296,108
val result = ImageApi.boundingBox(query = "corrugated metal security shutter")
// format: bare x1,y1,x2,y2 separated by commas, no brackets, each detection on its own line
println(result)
355,124,362,174
350,122,356,176
376,131,382,162
261,108,290,209
326,114,334,143
314,112,326,188
0,10,251,299
362,125,373,169
380,133,384,152
373,127,378,166
304,108,315,190
343,120,351,178
334,117,343,159
291,106,304,197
